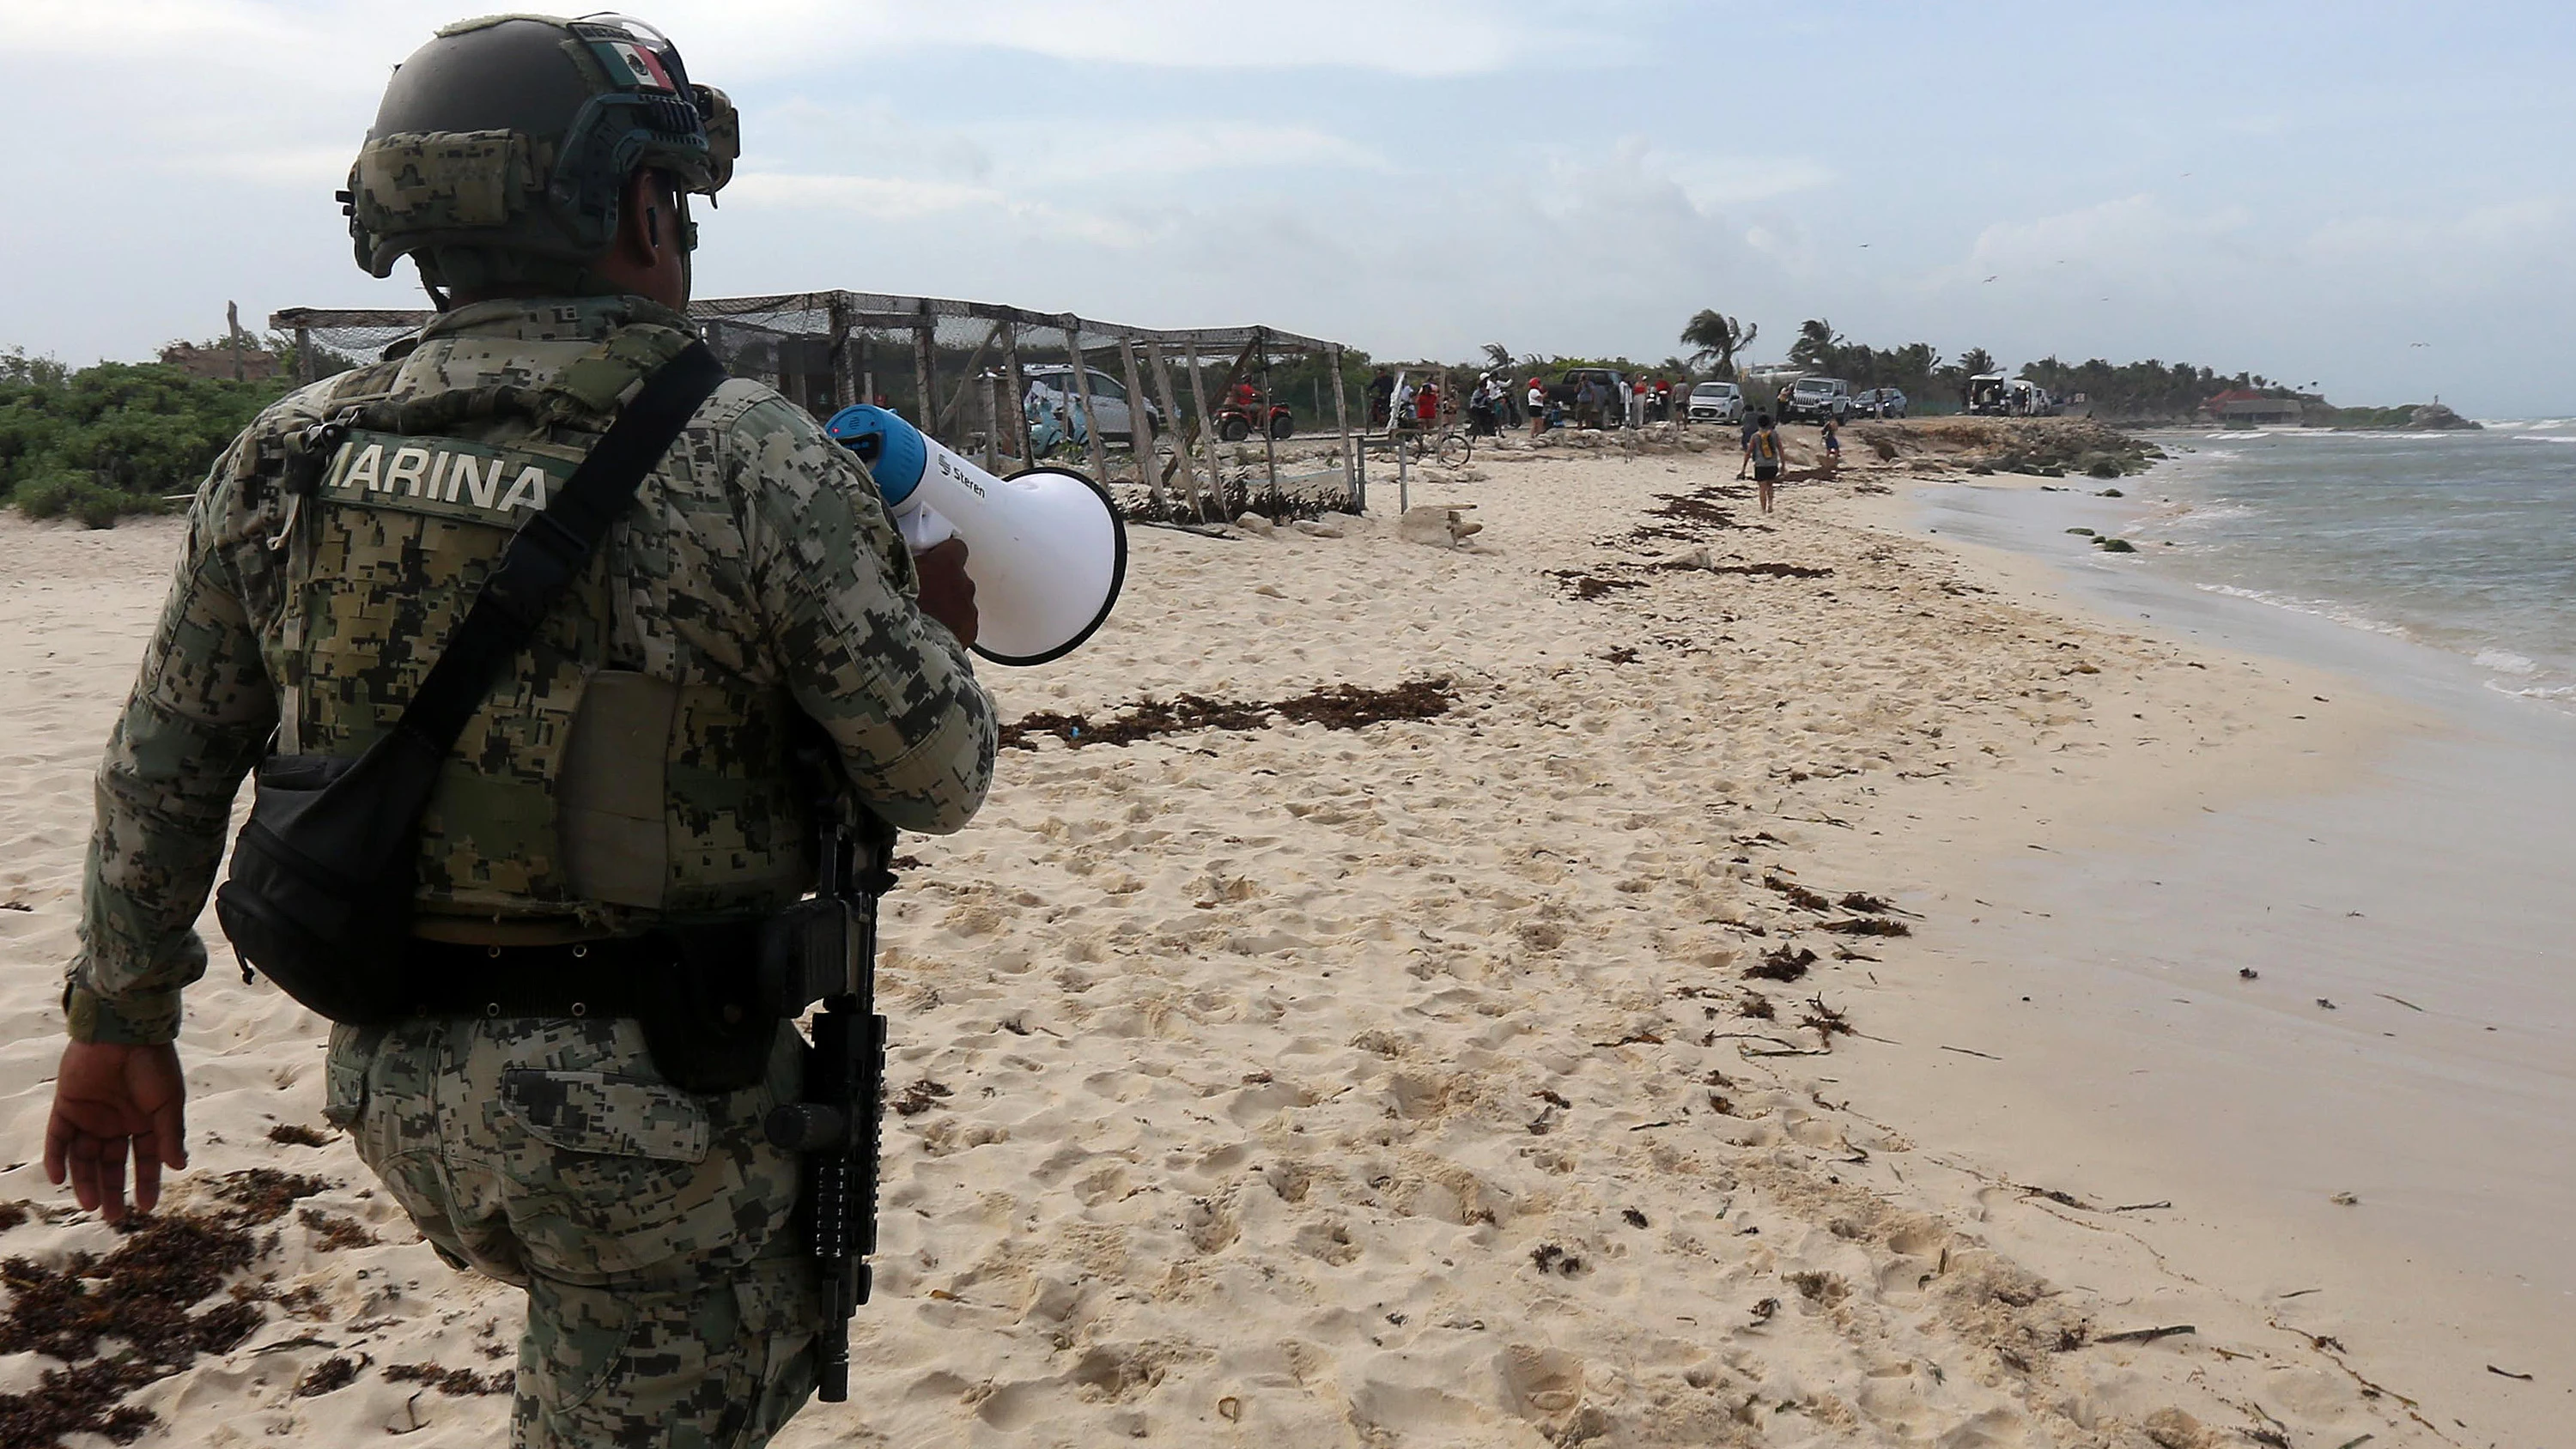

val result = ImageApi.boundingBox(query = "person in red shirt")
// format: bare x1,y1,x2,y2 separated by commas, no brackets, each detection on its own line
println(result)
1416,380,1440,424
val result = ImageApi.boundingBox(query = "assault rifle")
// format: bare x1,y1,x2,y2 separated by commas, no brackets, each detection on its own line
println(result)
761,764,896,1404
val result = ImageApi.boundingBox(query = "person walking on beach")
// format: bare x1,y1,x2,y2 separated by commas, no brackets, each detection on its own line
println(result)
1820,415,1841,471
1366,367,1394,428
1750,414,1783,512
43,15,993,1446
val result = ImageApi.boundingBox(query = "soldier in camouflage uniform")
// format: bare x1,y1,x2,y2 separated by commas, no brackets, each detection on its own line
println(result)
42,15,995,1446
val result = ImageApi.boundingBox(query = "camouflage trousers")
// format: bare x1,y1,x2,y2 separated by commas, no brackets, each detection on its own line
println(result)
325,1016,821,1448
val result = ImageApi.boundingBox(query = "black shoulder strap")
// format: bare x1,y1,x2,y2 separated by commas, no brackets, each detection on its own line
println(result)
396,341,727,752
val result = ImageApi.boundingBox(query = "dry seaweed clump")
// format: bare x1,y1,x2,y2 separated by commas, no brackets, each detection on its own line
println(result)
0,1169,331,1447
1001,679,1456,750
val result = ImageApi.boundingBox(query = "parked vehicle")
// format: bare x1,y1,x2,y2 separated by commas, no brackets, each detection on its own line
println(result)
1965,374,2054,417
1217,391,1294,441
1851,386,1908,419
1780,376,1852,424
1556,367,1631,427
1686,380,1746,424
1024,366,1161,440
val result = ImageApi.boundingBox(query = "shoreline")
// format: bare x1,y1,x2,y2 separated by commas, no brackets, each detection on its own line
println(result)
1814,458,2575,1442
0,425,2560,1446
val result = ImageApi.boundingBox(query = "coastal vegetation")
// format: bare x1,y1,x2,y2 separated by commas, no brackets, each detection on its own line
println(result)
0,349,291,526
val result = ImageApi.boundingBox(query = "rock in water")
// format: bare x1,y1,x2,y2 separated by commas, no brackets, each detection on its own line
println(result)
2406,403,2481,431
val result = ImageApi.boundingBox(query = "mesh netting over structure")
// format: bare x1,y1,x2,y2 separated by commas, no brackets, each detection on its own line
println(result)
273,292,1364,522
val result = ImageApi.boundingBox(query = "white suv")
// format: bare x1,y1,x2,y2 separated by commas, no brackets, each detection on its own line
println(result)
1024,367,1160,441
1782,377,1851,424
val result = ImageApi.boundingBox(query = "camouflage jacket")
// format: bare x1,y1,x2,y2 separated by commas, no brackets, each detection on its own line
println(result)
69,296,996,1046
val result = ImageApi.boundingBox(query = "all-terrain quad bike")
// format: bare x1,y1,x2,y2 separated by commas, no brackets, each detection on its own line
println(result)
1218,397,1295,442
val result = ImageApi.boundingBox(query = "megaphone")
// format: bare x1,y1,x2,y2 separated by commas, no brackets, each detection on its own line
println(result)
823,404,1127,667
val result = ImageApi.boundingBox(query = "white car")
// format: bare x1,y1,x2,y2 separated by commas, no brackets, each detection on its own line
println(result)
1686,380,1746,424
1024,367,1161,441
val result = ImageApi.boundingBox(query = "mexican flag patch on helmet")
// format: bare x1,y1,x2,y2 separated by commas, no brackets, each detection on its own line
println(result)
593,39,678,92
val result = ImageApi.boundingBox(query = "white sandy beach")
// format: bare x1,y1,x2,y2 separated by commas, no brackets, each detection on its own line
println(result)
0,420,2561,1447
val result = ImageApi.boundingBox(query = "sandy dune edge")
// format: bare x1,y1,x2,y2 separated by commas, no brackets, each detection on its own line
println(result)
0,425,2455,1446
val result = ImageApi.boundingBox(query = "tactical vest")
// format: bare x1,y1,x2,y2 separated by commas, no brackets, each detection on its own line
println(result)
251,316,813,930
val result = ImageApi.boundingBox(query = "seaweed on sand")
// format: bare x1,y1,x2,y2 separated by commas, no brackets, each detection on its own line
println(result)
0,1169,330,1446
1001,680,1457,750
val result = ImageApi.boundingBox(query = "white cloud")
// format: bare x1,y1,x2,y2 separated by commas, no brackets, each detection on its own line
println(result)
1953,194,2257,282
724,171,1149,248
1,0,1588,78
0,0,305,55
666,0,1597,78
2305,196,2571,263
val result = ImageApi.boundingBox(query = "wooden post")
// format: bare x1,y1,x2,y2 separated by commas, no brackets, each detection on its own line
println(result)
981,371,1001,474
1256,330,1280,498
1145,341,1200,519
828,295,854,411
1120,337,1161,508
1064,323,1110,486
912,304,936,437
1328,343,1358,512
295,325,316,386
933,322,1003,440
999,323,1028,463
226,301,245,383
1182,345,1224,520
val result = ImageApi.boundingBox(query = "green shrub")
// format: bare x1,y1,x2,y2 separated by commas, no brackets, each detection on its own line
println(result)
13,475,68,519
0,354,287,523
72,481,131,529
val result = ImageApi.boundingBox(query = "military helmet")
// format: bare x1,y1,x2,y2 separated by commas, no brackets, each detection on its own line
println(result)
344,12,738,295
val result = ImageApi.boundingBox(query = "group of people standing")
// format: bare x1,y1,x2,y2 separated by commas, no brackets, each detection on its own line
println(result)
1366,367,1687,438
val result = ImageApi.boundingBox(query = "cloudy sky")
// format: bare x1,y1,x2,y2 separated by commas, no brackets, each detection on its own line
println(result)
6,1,2571,414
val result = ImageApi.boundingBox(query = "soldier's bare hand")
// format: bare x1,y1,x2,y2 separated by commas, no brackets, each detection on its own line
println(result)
44,1041,188,1223
913,537,978,651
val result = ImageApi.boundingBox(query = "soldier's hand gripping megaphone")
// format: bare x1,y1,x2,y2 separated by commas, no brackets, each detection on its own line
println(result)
823,404,1128,666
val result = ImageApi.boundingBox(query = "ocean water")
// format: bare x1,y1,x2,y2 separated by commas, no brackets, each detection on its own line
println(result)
2126,422,2576,714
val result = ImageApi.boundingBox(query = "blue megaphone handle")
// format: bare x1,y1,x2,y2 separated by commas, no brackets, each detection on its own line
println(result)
823,403,928,506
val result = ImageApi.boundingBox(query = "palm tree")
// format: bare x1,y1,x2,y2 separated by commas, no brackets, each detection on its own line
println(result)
1480,343,1513,372
1679,310,1758,377
1787,318,1839,371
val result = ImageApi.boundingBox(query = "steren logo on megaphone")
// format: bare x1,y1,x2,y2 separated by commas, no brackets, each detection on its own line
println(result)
824,405,1127,667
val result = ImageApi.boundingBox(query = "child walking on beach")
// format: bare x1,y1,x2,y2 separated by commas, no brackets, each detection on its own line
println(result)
1820,416,1841,471
1750,415,1783,512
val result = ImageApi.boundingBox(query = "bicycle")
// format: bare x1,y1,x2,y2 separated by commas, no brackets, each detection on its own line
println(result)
1393,423,1475,468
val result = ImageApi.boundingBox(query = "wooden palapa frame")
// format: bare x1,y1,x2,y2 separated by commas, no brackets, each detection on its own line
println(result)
1182,345,1224,519
1145,341,1200,518
1062,324,1110,486
1117,336,1160,507
1328,343,1358,512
